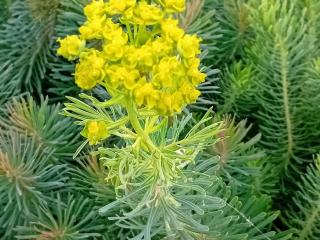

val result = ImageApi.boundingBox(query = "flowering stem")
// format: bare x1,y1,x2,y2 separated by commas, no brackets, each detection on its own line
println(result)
126,24,134,43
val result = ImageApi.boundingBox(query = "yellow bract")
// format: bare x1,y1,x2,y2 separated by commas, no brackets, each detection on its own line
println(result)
178,35,201,58
75,50,105,90
161,18,185,41
82,120,110,145
127,1,163,25
105,0,136,15
57,0,205,116
84,0,105,20
57,35,85,60
153,57,184,89
105,65,140,90
79,17,106,40
161,0,185,13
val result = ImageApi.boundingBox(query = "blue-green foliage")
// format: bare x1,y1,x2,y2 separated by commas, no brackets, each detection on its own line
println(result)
1,0,319,239
0,132,69,239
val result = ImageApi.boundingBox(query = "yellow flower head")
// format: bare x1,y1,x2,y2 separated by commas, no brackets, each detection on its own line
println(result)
82,120,110,145
103,28,128,61
103,42,126,62
105,65,140,90
104,27,128,44
149,37,173,58
180,82,201,103
186,58,206,85
105,0,136,15
57,35,85,60
161,0,185,13
125,45,155,69
57,0,205,116
84,0,106,20
75,50,106,90
177,34,201,59
161,18,185,41
134,82,160,108
124,1,163,25
153,57,185,89
79,16,107,40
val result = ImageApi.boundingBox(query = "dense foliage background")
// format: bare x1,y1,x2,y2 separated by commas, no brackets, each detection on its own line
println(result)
0,0,319,239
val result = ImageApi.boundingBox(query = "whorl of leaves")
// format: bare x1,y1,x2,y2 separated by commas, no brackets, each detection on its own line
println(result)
0,95,80,162
0,0,58,95
283,156,320,240
15,194,106,240
0,131,69,238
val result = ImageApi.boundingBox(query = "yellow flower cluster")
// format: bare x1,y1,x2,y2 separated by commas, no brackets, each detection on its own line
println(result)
57,0,206,115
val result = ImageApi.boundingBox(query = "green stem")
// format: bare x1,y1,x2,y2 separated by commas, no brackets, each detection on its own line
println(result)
279,40,294,169
126,99,157,152
126,24,134,43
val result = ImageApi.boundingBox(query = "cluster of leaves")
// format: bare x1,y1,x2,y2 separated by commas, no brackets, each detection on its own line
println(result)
0,96,105,239
209,0,320,238
0,0,319,239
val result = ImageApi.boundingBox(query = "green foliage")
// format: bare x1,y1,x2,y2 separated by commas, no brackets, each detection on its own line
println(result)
0,0,12,24
99,164,286,240
208,0,252,65
300,59,320,152
71,154,142,239
247,0,317,173
0,95,80,161
217,0,320,175
15,194,106,239
295,0,320,48
204,116,262,194
283,155,320,239
218,62,257,116
48,0,89,99
62,91,287,238
1,0,319,239
0,0,58,95
202,193,291,240
0,62,18,112
211,0,320,237
0,131,69,238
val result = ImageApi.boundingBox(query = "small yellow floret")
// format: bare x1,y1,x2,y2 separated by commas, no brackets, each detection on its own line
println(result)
161,18,185,41
149,37,173,58
105,65,140,90
162,0,185,13
82,120,110,145
75,50,106,90
79,17,106,40
186,58,206,85
57,35,85,60
124,1,163,25
153,57,184,89
84,0,106,20
134,82,159,107
105,0,136,15
104,27,128,44
177,35,201,58
103,29,128,61
103,42,126,62
180,82,201,103
125,45,154,69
